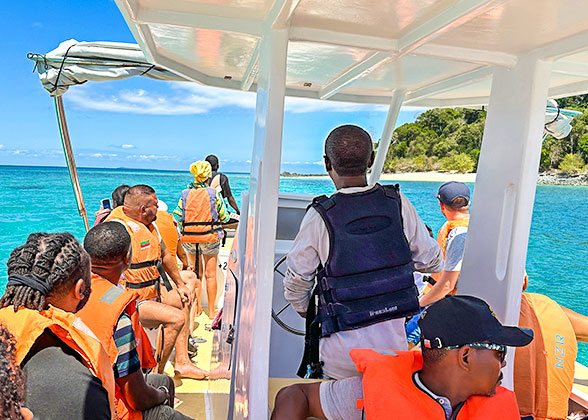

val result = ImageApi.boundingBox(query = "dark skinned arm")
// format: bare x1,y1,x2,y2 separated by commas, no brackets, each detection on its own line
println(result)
160,241,192,303
116,370,170,411
227,195,240,215
271,383,326,420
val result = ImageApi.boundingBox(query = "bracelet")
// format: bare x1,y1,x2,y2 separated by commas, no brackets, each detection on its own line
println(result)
158,385,169,405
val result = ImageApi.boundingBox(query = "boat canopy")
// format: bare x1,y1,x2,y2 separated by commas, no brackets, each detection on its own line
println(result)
28,39,187,97
113,0,588,108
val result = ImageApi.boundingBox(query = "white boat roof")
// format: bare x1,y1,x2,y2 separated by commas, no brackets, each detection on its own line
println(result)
114,0,588,107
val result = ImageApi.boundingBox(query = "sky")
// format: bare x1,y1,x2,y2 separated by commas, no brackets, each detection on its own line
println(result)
1,1,423,174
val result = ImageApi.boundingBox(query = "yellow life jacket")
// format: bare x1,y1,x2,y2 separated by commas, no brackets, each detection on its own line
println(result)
179,187,223,244
78,274,157,420
0,306,118,420
106,207,162,301
351,349,520,419
515,292,577,420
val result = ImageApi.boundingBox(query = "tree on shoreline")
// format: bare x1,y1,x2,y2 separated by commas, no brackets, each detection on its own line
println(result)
384,97,588,174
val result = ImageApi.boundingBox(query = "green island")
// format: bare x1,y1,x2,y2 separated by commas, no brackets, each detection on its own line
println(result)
383,94,588,176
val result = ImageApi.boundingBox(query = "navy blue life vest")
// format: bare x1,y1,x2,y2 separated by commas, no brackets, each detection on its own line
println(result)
311,184,419,337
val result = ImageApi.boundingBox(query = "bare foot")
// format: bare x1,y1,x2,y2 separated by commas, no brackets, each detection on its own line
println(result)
196,305,203,317
208,311,217,320
174,363,209,380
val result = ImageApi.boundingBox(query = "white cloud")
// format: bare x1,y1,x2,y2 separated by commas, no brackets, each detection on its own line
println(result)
79,153,119,158
121,144,135,149
66,81,392,115
0,144,4,149
127,154,178,161
31,22,43,28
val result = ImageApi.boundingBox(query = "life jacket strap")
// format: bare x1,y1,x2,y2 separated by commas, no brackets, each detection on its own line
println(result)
126,279,158,289
129,259,159,269
183,221,221,226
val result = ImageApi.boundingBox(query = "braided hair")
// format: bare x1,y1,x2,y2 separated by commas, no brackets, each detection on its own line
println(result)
0,324,26,420
1,233,91,312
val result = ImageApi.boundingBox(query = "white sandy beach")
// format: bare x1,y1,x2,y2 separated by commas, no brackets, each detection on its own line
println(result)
288,171,477,183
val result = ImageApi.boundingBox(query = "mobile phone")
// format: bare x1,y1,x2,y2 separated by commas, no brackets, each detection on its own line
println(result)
101,198,112,210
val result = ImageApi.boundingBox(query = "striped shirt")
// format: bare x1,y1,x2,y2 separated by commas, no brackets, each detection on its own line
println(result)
173,182,230,226
113,313,141,378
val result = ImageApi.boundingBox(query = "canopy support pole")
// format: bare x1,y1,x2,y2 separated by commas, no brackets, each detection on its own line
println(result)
54,96,89,232
231,27,289,420
369,89,406,185
458,56,553,389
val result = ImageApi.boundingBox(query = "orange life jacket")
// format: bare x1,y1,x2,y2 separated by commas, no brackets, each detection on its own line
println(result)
514,292,577,420
78,273,157,420
157,211,179,259
0,306,118,420
179,187,223,244
351,349,520,420
106,207,162,301
428,218,470,289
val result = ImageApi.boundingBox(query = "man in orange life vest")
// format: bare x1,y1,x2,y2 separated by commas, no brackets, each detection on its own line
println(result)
420,182,470,307
0,232,116,420
515,273,588,420
174,161,230,320
272,295,533,420
79,222,194,420
107,185,207,379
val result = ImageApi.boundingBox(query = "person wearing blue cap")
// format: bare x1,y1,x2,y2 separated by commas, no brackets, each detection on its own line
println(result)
420,181,471,307
271,295,533,420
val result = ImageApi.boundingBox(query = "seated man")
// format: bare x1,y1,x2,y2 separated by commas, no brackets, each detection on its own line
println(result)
272,295,534,420
80,221,194,420
0,232,116,420
94,184,131,226
107,185,207,379
515,273,588,420
420,181,470,307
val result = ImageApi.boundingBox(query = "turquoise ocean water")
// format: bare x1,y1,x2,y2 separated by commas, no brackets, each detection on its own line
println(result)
1,165,588,362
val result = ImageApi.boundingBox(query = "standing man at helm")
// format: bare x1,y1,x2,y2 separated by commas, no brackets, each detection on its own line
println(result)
174,161,230,320
419,181,470,307
106,185,207,380
284,125,443,379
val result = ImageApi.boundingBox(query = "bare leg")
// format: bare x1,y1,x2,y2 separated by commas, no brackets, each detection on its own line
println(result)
179,270,199,332
187,252,203,316
138,300,184,373
161,282,208,379
203,254,218,319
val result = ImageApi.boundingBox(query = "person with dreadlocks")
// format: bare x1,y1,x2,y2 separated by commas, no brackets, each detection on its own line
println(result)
0,232,116,420
79,221,194,420
0,324,33,420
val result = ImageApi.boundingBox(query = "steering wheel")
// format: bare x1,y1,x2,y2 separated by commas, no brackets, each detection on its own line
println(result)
272,255,305,336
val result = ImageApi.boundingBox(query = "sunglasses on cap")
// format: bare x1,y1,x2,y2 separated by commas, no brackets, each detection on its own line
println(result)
443,343,507,363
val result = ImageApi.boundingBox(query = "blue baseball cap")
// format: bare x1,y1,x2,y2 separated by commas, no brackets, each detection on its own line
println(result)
435,181,470,206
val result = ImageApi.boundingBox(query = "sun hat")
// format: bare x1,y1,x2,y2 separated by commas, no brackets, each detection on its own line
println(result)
190,161,212,183
418,295,533,349
434,181,470,206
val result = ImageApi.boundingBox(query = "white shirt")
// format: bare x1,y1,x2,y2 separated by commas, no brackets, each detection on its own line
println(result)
284,185,443,378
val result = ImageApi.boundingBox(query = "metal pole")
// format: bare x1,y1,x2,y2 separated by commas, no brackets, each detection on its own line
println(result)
54,96,90,232
369,89,406,185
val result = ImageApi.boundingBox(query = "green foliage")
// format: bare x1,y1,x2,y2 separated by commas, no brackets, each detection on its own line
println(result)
381,95,588,173
439,154,475,173
558,153,585,174
578,134,588,162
